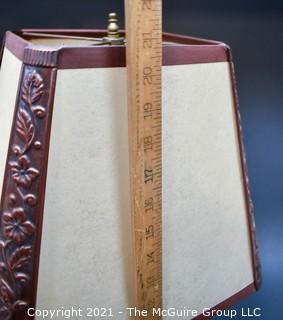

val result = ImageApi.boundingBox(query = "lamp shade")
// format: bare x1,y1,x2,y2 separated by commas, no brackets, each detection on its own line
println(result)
0,30,261,319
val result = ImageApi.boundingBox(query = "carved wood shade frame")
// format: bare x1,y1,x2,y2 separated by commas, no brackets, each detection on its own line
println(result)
0,63,56,319
0,30,261,319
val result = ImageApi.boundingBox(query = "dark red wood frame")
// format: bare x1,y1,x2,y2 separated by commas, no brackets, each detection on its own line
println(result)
0,30,261,320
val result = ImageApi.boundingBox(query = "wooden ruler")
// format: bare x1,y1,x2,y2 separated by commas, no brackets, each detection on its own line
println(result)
125,0,162,318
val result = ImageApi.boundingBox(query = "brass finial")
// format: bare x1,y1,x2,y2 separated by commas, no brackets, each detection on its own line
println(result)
107,13,120,39
104,12,124,45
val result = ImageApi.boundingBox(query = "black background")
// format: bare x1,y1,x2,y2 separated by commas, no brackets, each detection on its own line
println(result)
0,1,282,319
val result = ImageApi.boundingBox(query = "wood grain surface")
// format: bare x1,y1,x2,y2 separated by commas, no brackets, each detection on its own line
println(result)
125,0,163,318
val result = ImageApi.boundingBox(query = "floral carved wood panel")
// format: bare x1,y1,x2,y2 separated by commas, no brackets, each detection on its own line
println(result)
0,65,57,319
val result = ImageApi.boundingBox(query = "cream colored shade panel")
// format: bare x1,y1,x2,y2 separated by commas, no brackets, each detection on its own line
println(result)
34,62,254,318
0,49,22,196
29,38,101,47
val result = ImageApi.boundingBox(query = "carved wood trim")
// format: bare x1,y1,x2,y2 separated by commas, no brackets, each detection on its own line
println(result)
24,48,59,68
0,64,57,319
229,61,262,290
4,30,231,70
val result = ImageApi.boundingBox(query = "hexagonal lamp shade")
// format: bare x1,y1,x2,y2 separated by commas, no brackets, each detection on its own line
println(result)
0,28,260,319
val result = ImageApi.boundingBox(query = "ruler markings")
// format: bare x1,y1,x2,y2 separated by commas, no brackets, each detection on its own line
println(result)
126,0,162,318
